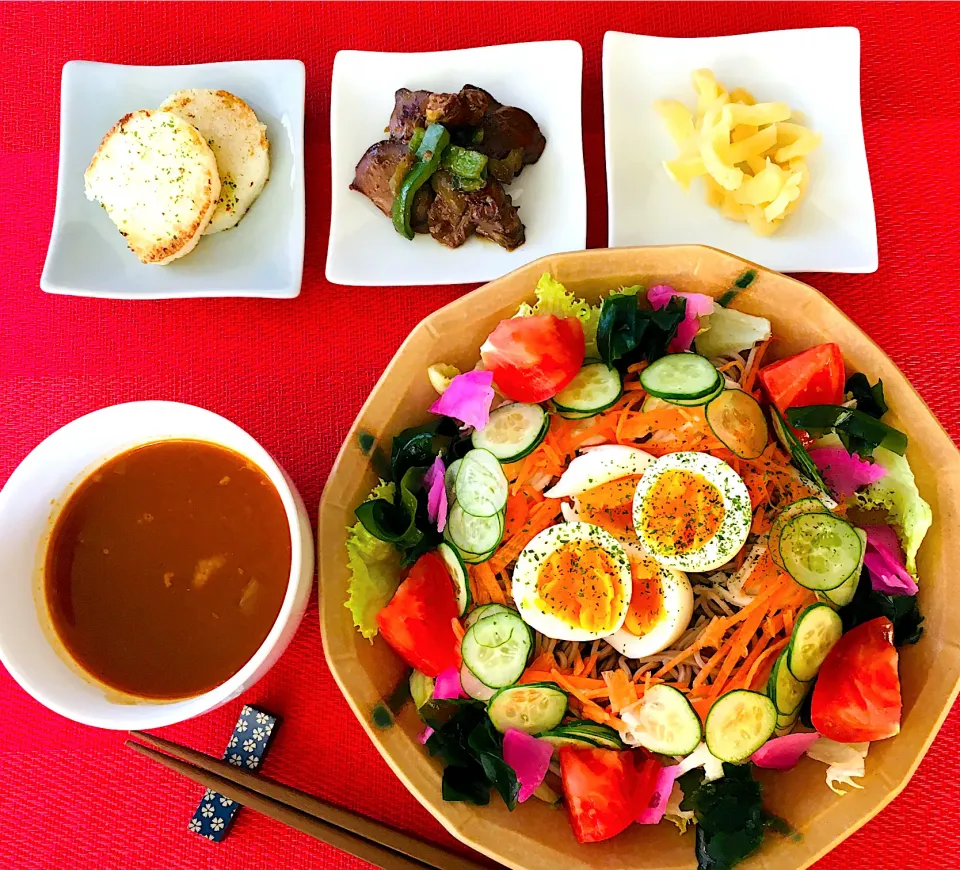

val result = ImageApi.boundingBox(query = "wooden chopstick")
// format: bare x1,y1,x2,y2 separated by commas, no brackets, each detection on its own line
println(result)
127,732,494,870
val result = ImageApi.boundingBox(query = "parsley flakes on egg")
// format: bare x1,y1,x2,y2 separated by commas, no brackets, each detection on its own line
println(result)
512,521,632,642
632,452,751,572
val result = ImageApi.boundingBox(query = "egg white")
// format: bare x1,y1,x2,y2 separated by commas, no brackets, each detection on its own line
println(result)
544,445,655,499
632,452,751,572
512,521,632,642
604,558,694,658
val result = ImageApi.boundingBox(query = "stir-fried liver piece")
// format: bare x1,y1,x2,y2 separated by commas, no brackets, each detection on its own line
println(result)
352,84,543,249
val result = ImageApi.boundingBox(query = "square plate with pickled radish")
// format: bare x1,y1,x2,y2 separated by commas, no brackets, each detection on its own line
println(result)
602,28,877,273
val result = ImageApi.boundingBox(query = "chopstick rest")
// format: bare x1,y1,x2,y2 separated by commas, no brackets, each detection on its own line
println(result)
188,704,279,842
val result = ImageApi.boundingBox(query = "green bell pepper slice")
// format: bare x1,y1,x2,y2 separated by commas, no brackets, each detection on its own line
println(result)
440,145,488,180
392,123,450,240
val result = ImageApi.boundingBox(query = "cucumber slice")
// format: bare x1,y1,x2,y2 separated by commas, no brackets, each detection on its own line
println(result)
487,682,568,735
460,661,496,701
779,512,864,591
621,684,702,756
768,497,831,570
787,603,843,682
767,649,807,714
706,390,769,459
472,403,548,463
556,408,597,420
665,378,725,407
458,545,498,565
532,782,562,807
437,542,472,616
556,721,626,750
775,708,799,736
464,603,513,629
445,503,504,556
819,552,863,607
444,459,462,504
461,610,532,689
409,670,434,710
640,353,722,401
705,689,777,763
553,363,623,414
537,731,604,751
641,395,672,412
455,449,508,518
818,528,866,607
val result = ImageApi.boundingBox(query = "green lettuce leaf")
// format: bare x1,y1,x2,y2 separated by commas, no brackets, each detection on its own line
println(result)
855,446,932,576
345,481,403,639
516,273,600,358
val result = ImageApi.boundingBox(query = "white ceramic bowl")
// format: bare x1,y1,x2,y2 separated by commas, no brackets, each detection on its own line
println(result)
0,401,314,729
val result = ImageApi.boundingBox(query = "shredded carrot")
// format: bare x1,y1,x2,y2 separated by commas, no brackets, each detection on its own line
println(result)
571,646,585,676
742,338,772,393
652,644,701,680
520,670,605,689
603,669,639,714
526,651,557,672
763,614,784,638
551,670,619,726
452,618,465,645
617,407,695,441
690,697,714,722
469,563,507,606
692,643,730,690
496,568,513,598
487,500,560,573
727,633,772,690
503,491,530,539
745,637,790,691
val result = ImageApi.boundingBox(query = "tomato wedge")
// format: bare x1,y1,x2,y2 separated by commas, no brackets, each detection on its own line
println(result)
376,552,460,678
758,343,845,414
480,315,585,403
559,747,661,844
811,616,902,743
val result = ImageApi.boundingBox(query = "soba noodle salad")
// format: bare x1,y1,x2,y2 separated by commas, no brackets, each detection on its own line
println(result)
345,273,930,867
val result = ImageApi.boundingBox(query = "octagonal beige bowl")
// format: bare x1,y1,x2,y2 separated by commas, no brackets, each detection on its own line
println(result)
319,245,960,870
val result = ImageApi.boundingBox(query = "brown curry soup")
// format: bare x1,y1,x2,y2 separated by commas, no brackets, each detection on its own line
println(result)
43,439,292,700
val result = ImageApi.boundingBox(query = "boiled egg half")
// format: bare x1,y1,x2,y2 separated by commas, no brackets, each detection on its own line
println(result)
604,549,694,658
544,445,655,499
512,521,632,642
545,444,654,543
632,452,751,572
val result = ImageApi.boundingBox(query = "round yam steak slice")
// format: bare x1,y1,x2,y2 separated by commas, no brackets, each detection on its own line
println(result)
84,109,221,264
159,89,270,234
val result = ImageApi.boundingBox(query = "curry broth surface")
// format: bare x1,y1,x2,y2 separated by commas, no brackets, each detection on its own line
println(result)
44,440,291,700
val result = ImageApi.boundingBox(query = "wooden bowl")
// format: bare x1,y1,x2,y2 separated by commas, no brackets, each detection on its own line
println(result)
319,246,960,870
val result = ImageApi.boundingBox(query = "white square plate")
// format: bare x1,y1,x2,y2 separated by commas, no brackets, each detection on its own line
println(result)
603,28,877,273
326,42,585,287
41,60,305,299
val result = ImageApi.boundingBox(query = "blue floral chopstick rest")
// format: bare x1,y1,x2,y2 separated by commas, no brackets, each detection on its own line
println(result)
188,704,279,842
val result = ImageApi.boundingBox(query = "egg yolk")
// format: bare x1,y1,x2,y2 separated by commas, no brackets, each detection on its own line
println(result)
536,539,624,633
623,555,666,637
575,475,643,537
640,469,725,554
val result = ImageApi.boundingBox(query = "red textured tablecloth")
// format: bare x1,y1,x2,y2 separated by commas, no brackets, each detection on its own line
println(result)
1,3,959,869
